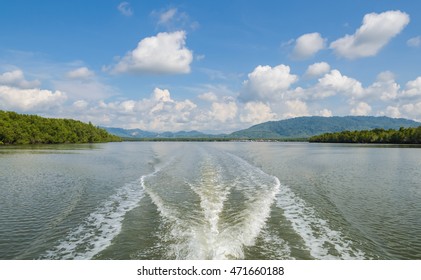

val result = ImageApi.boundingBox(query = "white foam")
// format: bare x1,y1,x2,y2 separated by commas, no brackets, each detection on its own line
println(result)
276,184,365,259
145,151,281,260
42,177,146,259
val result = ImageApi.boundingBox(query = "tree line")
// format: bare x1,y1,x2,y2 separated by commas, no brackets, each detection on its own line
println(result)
0,110,121,145
309,126,421,144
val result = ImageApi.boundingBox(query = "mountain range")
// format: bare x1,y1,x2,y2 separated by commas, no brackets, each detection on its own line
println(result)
102,127,216,138
103,116,421,139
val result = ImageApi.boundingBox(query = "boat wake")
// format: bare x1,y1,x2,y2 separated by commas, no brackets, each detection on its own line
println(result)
42,145,365,260
142,150,281,259
276,184,365,259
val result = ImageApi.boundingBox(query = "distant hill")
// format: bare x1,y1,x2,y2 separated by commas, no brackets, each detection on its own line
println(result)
230,116,421,139
102,127,213,139
102,116,421,140
0,110,121,145
101,127,156,138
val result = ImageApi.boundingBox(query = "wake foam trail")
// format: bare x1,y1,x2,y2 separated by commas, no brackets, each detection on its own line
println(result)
144,150,282,259
210,153,282,259
43,177,147,259
277,184,365,259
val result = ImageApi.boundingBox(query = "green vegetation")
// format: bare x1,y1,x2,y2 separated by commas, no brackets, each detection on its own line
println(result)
230,116,421,139
0,110,121,145
309,126,421,144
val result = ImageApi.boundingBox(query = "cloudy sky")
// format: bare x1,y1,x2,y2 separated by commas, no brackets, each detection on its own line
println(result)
1,0,421,133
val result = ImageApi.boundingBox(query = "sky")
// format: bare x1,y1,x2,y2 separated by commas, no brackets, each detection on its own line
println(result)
1,0,421,133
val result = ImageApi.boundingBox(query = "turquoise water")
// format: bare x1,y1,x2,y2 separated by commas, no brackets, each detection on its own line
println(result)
0,142,420,259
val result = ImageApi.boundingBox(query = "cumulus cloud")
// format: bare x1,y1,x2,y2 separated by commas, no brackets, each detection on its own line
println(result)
152,87,172,102
210,100,238,122
240,64,298,102
240,102,276,124
66,67,95,80
305,62,331,78
89,88,199,131
384,106,401,118
111,31,193,74
330,10,410,59
57,68,421,131
292,32,326,59
0,85,66,111
365,71,400,101
407,36,421,47
401,102,421,120
402,76,421,98
117,2,133,17
317,69,364,99
351,102,372,115
0,69,40,89
317,109,333,117
283,99,309,118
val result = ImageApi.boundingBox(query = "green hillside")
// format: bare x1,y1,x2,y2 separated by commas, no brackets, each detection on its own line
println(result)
0,110,121,145
230,116,421,139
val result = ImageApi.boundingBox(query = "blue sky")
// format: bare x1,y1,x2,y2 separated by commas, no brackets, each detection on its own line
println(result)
1,0,421,133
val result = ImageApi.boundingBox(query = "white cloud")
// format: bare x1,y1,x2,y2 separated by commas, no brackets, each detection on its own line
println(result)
0,85,66,111
117,2,133,17
384,106,401,118
0,69,40,89
66,67,95,80
403,76,421,97
152,87,172,102
407,36,421,47
240,102,276,124
305,62,331,78
87,88,199,131
351,102,372,115
317,69,364,98
401,102,421,120
240,64,298,102
210,101,238,122
365,71,400,101
330,10,410,59
317,109,333,117
283,99,309,118
292,32,326,59
111,31,193,74
199,92,218,102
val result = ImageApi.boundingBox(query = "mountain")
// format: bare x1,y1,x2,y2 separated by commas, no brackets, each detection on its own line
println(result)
103,116,421,140
101,127,156,138
102,127,213,138
230,116,421,139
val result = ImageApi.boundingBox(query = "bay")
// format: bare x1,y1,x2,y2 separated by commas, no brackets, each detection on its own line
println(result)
0,142,420,260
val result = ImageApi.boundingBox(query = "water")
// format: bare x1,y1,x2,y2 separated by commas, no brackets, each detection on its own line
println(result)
0,142,420,260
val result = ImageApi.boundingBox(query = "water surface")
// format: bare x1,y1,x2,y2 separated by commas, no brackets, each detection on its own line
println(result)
0,142,420,259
